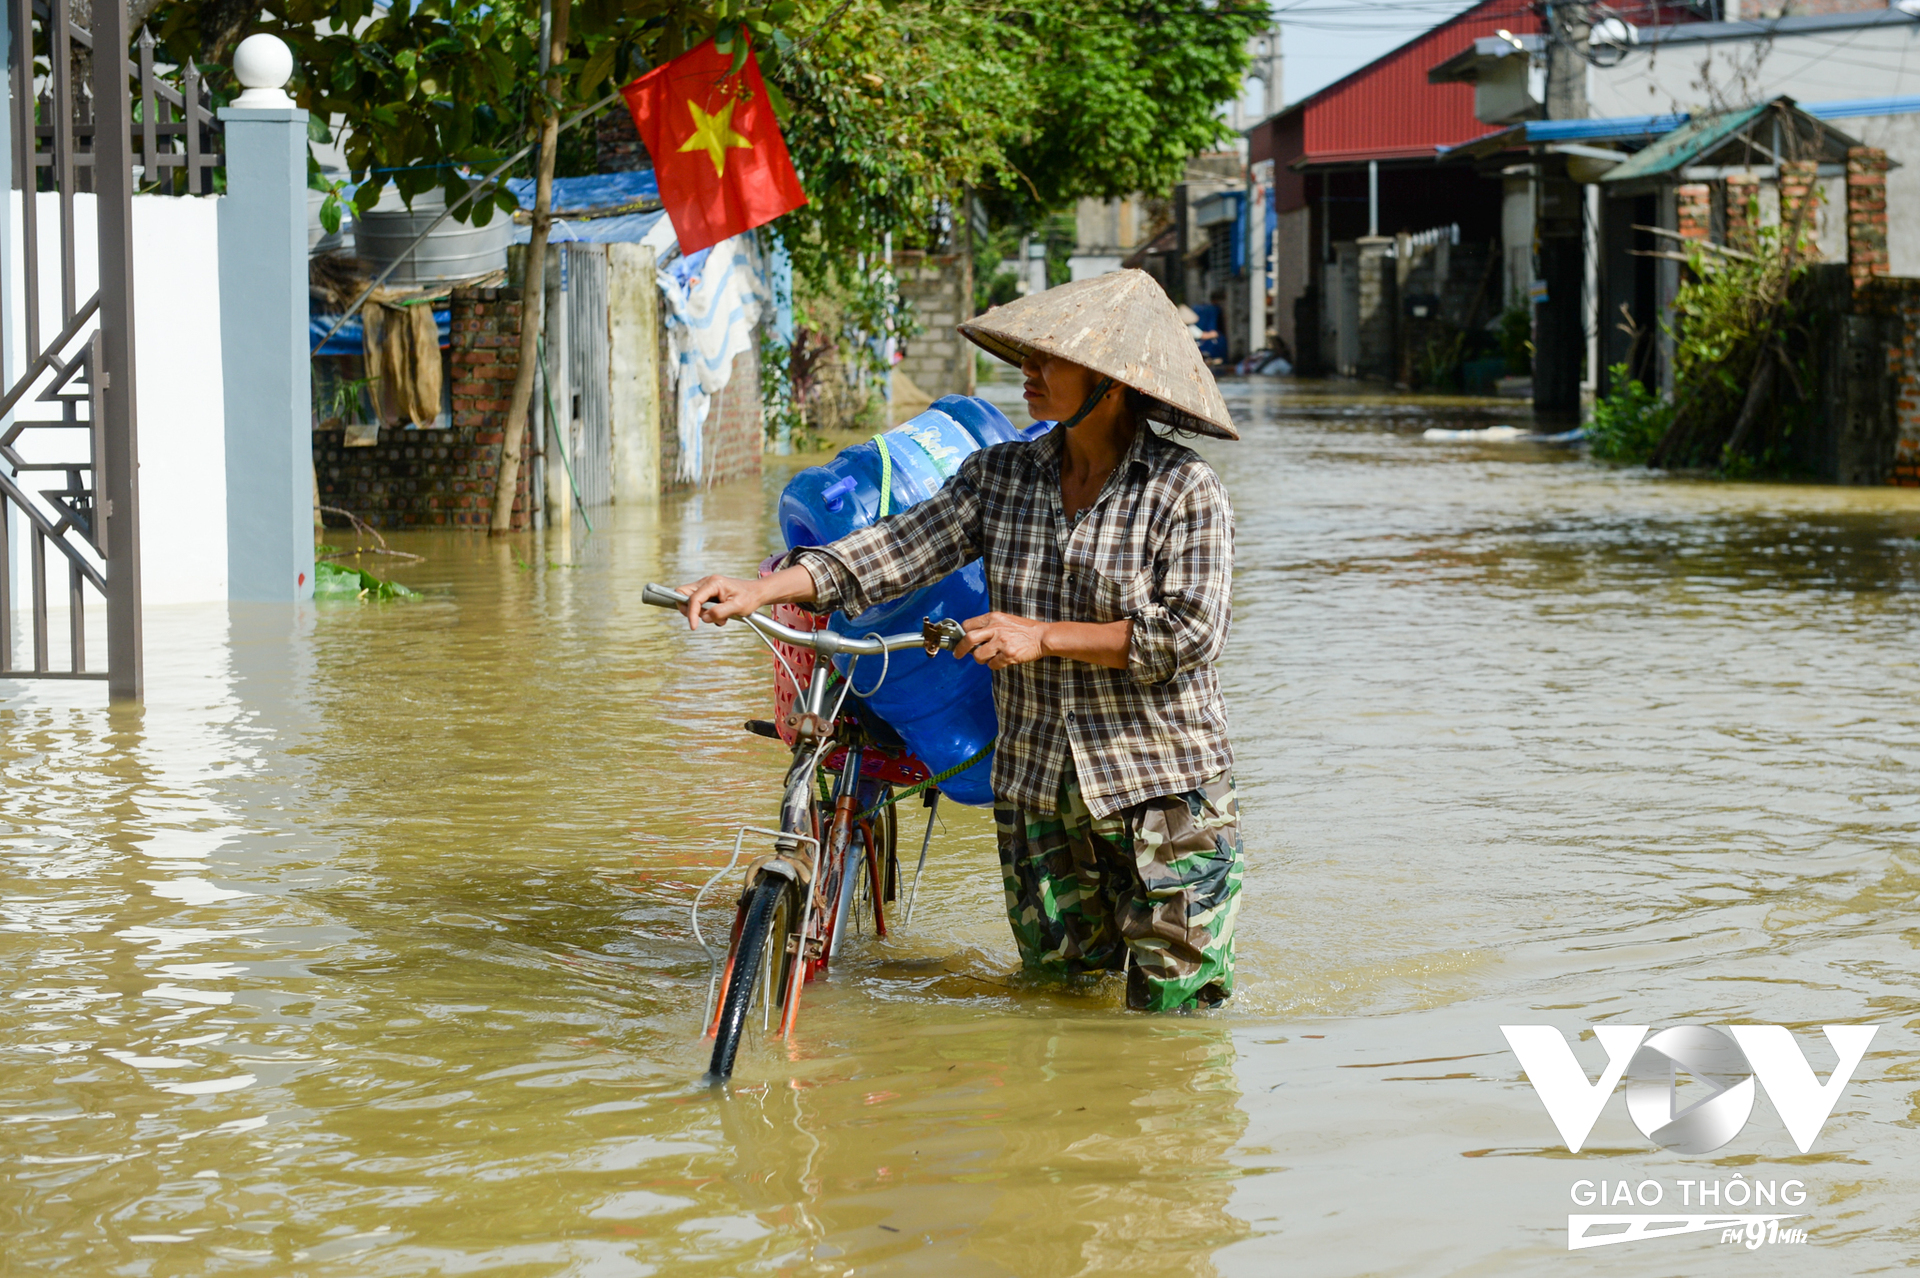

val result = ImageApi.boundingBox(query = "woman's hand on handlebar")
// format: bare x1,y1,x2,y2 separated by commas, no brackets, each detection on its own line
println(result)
674,575,762,629
954,612,1050,670
675,565,818,630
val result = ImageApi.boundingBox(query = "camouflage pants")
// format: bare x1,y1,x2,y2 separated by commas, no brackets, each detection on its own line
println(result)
994,764,1244,1011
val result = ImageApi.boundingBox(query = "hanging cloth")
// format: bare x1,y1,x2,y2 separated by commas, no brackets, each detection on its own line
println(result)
363,300,444,428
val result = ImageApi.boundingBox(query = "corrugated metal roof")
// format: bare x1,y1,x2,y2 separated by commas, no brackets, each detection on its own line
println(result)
506,170,659,213
511,208,671,246
1252,0,1722,186
1805,94,1920,120
1260,0,1544,171
1599,105,1767,183
1523,114,1691,141
1443,113,1691,156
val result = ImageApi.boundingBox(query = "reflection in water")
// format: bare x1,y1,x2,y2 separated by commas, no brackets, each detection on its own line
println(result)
7,377,1920,1271
709,1019,1245,1277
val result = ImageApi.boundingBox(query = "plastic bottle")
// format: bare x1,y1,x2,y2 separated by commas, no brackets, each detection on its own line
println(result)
778,395,1049,806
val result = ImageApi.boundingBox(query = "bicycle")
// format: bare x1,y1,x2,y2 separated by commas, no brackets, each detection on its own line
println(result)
642,583,972,1080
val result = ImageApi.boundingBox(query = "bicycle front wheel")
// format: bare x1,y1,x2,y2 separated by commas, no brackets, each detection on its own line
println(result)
709,875,801,1081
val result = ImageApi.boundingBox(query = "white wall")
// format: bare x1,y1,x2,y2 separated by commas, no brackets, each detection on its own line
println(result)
131,195,225,604
1589,24,1920,118
4,192,225,639
1502,177,1532,311
1272,204,1309,355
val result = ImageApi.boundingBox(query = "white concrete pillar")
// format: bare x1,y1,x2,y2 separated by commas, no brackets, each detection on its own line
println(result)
608,243,660,503
218,35,313,601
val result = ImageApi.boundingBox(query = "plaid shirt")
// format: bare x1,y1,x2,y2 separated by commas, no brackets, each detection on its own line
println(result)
794,422,1234,818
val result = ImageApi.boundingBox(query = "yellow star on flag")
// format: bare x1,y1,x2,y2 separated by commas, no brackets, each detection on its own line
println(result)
679,96,753,177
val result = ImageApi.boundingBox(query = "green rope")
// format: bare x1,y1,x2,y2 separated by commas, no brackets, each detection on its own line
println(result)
853,739,995,822
535,336,593,534
872,431,893,518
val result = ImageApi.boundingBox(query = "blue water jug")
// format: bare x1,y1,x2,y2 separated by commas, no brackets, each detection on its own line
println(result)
779,395,1046,806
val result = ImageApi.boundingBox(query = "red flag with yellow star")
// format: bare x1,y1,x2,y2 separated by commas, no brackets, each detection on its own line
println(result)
621,37,807,255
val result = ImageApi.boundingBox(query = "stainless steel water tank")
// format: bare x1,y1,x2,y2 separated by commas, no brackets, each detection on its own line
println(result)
351,185,510,283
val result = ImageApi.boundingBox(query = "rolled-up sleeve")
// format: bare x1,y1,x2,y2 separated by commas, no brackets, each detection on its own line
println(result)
1126,468,1233,686
789,452,987,618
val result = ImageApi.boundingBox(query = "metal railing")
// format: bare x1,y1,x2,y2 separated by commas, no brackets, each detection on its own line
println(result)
0,0,142,697
132,27,223,196
1385,223,1462,257
12,15,223,196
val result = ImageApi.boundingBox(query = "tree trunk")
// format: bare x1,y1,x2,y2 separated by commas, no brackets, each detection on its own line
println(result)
127,0,169,33
1719,345,1778,465
489,0,571,534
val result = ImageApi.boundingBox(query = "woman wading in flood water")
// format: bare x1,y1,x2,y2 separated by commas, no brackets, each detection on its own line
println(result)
676,269,1243,1011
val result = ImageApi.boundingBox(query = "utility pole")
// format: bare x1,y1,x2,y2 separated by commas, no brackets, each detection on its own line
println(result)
1544,1,1588,121
1534,1,1589,417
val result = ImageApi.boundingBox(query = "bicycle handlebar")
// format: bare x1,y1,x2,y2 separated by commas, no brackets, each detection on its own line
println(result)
643,583,959,657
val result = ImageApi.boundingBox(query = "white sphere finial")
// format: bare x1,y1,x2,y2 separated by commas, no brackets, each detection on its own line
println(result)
232,34,295,108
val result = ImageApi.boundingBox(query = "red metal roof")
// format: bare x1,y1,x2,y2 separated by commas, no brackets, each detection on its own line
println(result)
1253,0,1543,192
1254,0,1712,210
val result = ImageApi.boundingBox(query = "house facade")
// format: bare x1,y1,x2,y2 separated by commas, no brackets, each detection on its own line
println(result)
1246,0,1550,372
1434,4,1920,410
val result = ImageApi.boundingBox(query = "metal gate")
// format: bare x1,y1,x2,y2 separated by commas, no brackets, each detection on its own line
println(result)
0,0,141,698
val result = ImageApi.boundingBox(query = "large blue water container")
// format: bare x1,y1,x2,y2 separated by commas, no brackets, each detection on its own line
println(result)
779,395,1046,806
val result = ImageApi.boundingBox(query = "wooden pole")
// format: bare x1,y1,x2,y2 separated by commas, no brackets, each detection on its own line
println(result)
490,0,571,534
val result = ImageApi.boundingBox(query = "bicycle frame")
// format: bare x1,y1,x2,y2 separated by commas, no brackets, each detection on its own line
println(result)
647,583,948,1052
706,652,887,1042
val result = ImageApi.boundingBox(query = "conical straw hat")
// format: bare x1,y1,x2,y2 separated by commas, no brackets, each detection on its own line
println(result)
957,270,1237,440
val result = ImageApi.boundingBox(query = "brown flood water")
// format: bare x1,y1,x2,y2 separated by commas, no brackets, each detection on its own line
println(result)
6,378,1920,1275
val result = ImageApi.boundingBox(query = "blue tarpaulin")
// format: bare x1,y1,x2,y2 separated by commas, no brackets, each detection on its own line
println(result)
505,170,659,212
505,171,669,246
512,209,669,246
310,306,451,357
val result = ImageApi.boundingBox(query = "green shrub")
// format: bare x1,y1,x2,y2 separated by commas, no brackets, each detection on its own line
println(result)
1588,364,1673,464
1498,304,1533,376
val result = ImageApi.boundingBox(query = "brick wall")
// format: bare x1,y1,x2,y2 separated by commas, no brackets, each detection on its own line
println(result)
1724,174,1758,250
660,345,765,492
1847,146,1891,290
1779,161,1819,239
894,251,975,398
314,286,533,530
1868,280,1920,485
1676,183,1711,241
596,108,649,174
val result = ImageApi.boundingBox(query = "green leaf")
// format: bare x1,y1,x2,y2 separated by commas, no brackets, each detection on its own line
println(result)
319,192,342,236
579,41,618,94
762,75,791,125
